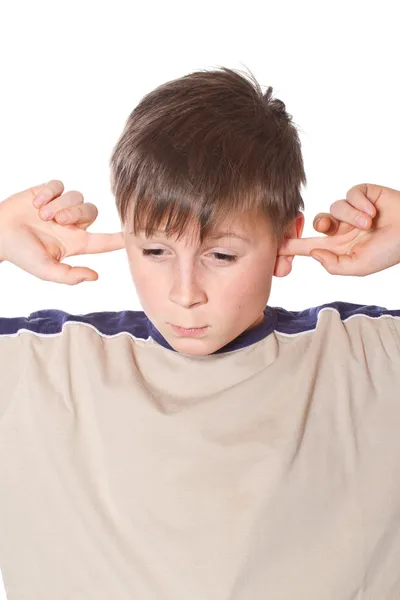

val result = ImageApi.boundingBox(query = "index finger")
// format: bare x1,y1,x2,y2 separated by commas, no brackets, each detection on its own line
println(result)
278,235,331,257
85,231,125,254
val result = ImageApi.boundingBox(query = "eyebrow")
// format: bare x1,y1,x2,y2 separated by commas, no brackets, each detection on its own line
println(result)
139,229,250,243
208,232,250,243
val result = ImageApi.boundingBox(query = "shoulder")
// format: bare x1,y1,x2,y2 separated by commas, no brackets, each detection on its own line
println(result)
0,308,151,341
0,309,153,423
271,300,400,337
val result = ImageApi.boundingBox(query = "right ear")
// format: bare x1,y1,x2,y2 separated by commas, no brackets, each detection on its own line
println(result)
273,213,305,278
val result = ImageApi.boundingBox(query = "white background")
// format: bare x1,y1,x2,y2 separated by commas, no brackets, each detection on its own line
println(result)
0,0,399,320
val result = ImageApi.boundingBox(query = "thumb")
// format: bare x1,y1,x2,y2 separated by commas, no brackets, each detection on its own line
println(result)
6,228,99,285
309,249,353,275
313,213,341,235
36,256,98,285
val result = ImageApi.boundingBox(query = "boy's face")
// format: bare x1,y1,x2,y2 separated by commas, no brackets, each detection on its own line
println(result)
123,212,304,356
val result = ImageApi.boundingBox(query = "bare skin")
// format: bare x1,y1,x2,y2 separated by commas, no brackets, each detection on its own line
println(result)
280,183,400,277
0,180,124,284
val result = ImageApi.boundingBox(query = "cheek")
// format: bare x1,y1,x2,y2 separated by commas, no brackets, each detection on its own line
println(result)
223,262,273,301
127,254,153,298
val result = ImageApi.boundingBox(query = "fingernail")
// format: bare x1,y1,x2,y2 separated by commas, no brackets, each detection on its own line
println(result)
33,195,45,208
356,215,368,228
40,207,53,219
57,212,69,223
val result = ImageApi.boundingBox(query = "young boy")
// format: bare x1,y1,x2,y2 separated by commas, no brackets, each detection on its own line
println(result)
0,67,399,600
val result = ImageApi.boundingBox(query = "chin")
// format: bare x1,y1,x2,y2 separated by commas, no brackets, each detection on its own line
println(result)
171,342,213,356
165,336,218,356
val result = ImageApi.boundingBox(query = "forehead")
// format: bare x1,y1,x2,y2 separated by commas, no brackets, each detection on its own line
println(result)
129,210,270,242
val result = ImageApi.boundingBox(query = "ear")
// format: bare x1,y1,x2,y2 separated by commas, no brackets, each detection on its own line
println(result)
273,213,305,278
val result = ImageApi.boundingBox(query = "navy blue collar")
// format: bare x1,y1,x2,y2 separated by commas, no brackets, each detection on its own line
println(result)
147,306,277,355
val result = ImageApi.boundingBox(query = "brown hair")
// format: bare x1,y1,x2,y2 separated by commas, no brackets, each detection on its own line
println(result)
109,66,306,246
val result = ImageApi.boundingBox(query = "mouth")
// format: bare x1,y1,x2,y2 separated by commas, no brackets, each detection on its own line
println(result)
169,324,209,337
171,324,207,330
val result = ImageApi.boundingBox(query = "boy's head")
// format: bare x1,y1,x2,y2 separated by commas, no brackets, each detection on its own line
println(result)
109,67,305,356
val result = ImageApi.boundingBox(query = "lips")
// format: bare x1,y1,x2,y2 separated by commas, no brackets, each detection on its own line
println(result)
172,325,206,329
170,323,207,329
169,323,209,337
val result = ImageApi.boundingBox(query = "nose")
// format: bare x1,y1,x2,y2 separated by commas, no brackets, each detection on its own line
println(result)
169,264,207,309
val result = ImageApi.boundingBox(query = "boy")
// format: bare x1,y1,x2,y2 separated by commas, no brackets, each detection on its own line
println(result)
0,67,399,599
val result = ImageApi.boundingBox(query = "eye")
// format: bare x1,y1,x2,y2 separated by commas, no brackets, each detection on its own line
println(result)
142,249,166,258
141,249,237,263
211,252,237,263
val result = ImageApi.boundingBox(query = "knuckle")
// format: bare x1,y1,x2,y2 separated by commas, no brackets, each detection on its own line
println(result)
73,203,97,223
356,213,369,227
330,200,342,211
61,206,81,221
57,209,71,221
68,190,84,203
51,192,84,214
35,180,64,206
48,179,64,188
46,180,65,196
347,183,365,196
87,203,98,217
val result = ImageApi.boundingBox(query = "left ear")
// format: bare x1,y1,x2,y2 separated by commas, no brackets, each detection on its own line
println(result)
273,213,305,278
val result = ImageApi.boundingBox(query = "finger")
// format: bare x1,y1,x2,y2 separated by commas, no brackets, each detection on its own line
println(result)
7,182,49,203
345,183,379,217
54,203,98,227
313,213,342,235
37,256,99,284
21,182,48,199
39,190,84,221
309,249,361,276
5,228,98,285
279,235,332,257
85,232,125,254
32,180,65,208
328,199,372,229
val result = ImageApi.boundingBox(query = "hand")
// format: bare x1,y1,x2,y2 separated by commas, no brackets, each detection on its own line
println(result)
0,180,124,284
279,183,400,276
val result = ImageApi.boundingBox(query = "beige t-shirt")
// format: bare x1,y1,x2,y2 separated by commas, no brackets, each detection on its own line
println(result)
0,301,400,600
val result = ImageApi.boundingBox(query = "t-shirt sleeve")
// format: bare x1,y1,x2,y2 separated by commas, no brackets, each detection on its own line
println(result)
346,304,400,367
0,318,23,421
387,313,400,352
0,312,48,422
0,308,77,422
